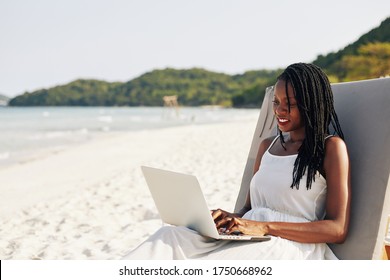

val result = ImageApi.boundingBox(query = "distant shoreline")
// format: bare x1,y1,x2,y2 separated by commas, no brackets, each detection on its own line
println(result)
0,107,259,172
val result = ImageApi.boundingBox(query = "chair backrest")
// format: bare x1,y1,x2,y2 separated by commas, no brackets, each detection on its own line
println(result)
235,78,390,259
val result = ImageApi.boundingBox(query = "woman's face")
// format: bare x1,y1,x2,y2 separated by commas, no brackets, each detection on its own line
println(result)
272,80,304,133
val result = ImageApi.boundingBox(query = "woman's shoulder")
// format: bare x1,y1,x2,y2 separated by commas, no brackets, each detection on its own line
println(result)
259,135,278,152
324,135,349,163
325,135,347,153
254,136,279,173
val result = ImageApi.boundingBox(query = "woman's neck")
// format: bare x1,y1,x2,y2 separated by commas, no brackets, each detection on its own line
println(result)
287,130,305,144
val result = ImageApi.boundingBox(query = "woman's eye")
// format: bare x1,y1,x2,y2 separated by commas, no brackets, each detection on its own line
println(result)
272,100,279,105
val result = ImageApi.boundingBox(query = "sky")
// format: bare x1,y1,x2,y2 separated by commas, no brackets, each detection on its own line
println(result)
0,0,389,97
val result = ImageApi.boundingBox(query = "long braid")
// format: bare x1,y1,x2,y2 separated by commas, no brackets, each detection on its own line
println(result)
277,63,344,190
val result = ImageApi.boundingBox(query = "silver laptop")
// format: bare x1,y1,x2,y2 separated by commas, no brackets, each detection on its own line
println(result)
141,166,271,242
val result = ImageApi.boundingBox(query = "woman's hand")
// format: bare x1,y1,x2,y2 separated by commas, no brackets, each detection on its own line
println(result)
223,217,267,236
211,209,267,236
211,208,238,232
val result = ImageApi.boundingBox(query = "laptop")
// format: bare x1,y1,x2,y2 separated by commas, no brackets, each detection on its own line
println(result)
141,166,271,242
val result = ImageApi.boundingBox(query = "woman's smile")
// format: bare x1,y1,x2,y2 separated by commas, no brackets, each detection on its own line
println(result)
276,117,290,126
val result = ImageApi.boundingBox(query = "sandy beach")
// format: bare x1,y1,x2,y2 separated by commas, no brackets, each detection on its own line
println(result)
0,115,259,260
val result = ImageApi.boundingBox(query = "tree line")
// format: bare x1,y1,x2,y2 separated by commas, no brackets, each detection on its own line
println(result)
9,68,282,107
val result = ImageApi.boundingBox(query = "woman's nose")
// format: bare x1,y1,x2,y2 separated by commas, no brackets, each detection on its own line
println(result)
274,103,288,114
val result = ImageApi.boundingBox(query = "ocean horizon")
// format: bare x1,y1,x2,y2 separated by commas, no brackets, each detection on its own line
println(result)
0,106,259,169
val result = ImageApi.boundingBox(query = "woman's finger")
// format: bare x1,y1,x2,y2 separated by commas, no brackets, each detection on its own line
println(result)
211,209,225,220
226,217,241,233
215,217,232,229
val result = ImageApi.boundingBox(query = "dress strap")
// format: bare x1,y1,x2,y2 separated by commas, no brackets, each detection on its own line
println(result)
266,135,280,152
325,135,334,140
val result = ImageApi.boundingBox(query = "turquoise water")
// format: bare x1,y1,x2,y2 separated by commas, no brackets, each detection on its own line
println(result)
0,106,259,168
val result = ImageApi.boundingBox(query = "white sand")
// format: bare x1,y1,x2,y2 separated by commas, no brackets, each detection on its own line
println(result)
0,116,259,259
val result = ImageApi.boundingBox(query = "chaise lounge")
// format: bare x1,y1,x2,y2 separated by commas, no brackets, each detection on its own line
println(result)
235,77,390,259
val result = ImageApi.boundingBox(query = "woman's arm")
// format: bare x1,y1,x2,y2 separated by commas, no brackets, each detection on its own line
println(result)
223,136,351,244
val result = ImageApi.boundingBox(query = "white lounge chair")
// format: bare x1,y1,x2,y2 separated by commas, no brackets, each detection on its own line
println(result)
234,77,390,260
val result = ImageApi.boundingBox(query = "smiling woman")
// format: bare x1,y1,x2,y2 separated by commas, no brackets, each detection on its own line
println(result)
122,63,351,260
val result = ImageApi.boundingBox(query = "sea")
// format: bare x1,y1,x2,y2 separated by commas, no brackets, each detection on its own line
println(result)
0,106,259,169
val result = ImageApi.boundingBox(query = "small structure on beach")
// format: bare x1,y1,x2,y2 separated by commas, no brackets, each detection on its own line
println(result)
162,95,180,118
163,95,179,108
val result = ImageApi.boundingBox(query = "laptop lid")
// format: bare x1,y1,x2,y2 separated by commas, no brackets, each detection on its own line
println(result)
141,166,221,239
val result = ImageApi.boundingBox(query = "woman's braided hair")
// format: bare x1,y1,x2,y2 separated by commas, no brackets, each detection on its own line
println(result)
277,63,344,190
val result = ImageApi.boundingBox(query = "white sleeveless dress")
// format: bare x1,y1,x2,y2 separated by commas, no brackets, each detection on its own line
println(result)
122,136,338,260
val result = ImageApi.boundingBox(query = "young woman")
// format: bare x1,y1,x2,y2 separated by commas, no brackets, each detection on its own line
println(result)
123,63,351,259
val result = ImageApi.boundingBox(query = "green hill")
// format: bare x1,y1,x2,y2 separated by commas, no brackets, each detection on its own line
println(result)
313,17,390,80
114,68,237,106
9,68,281,107
9,79,122,106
